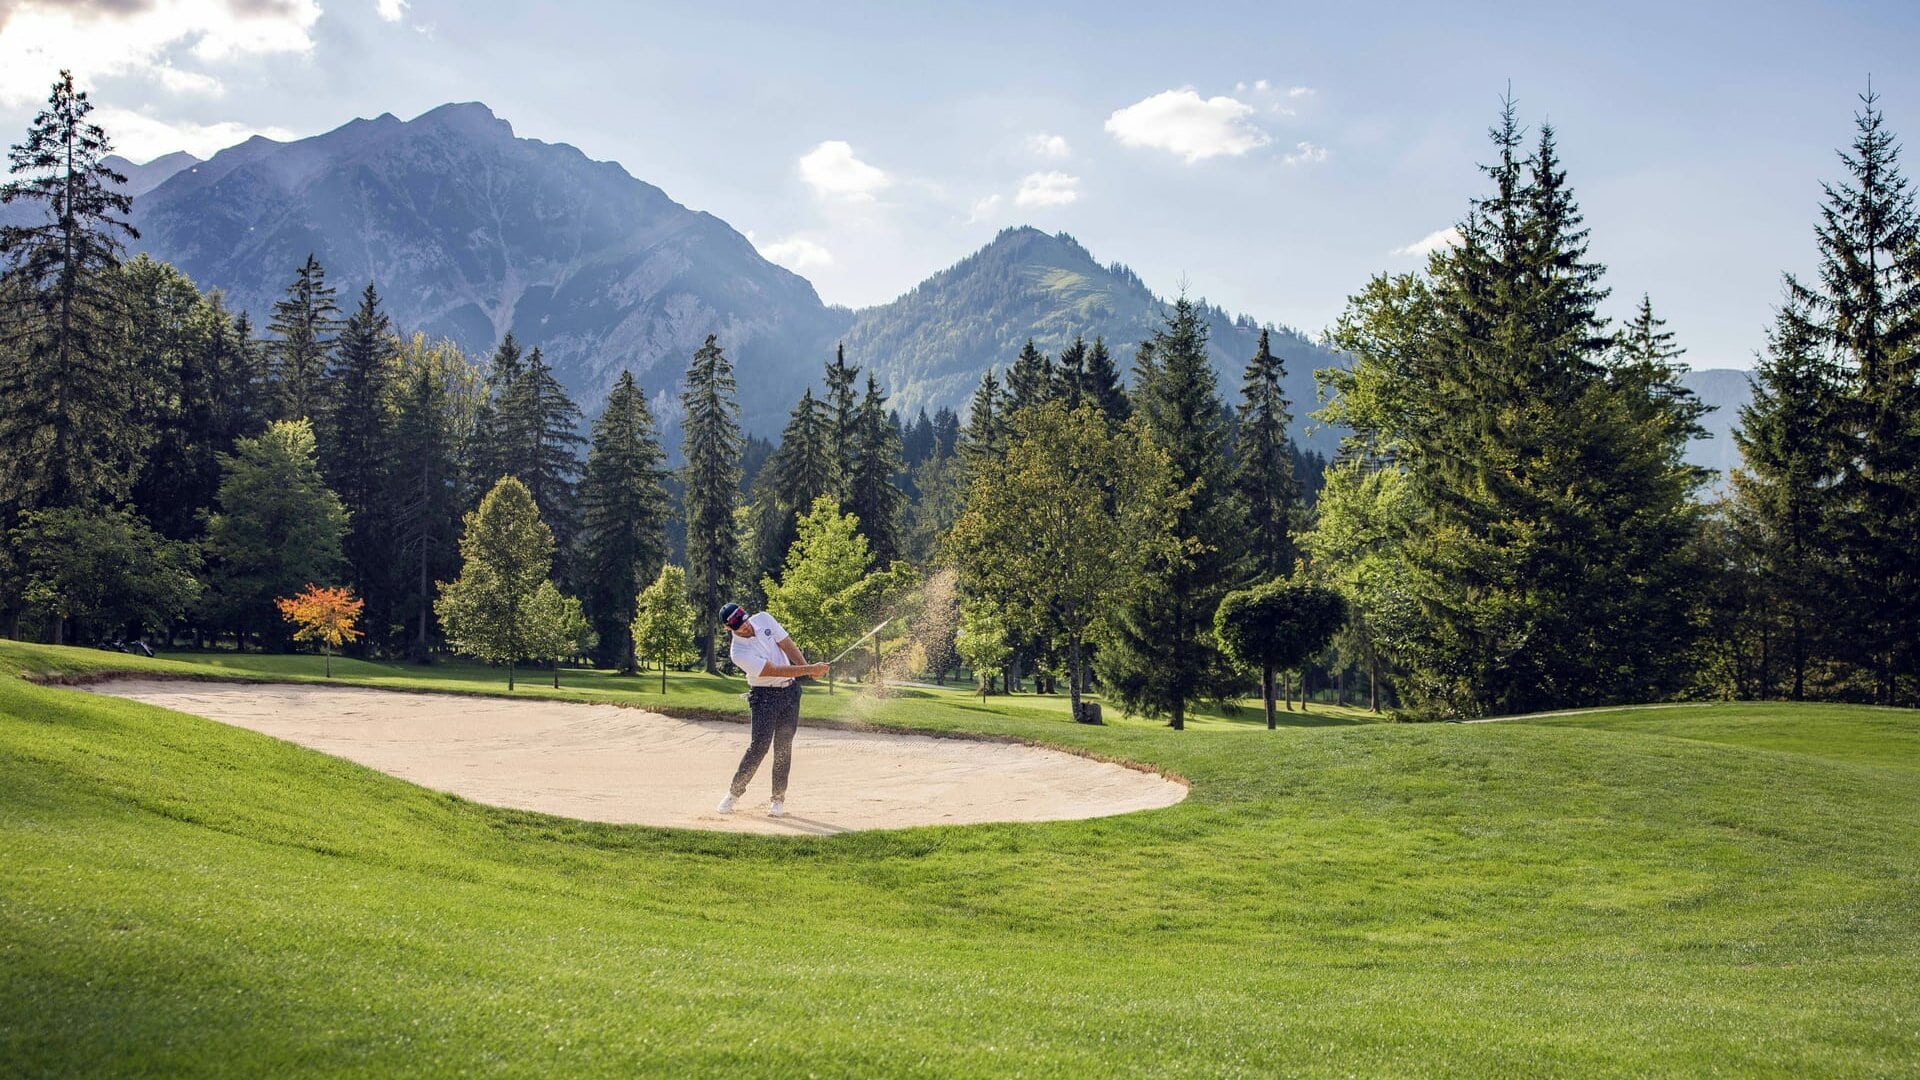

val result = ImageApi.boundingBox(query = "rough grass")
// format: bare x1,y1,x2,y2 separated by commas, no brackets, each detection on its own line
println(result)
3,641,1917,1076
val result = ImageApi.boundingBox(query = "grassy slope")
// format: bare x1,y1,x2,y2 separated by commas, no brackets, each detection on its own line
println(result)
3,643,1917,1077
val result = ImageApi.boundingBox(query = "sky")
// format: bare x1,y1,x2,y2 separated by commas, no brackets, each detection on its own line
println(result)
3,1,1919,370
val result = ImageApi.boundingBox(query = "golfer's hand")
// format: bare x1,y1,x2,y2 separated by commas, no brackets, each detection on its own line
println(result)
810,663,830,679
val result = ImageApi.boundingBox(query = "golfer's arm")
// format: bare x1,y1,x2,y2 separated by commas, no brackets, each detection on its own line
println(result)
776,638,808,665
756,661,818,678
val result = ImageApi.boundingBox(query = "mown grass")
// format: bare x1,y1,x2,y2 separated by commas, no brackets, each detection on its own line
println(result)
3,640,1917,1076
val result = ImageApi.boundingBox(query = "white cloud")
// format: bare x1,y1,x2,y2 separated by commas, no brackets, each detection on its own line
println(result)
92,105,294,159
156,65,224,96
1288,85,1314,99
1392,226,1461,257
1254,78,1271,91
1027,132,1070,158
797,140,891,202
758,235,834,272
0,0,321,106
376,0,408,22
1284,141,1329,166
1015,171,1079,208
966,193,1003,224
1104,88,1271,163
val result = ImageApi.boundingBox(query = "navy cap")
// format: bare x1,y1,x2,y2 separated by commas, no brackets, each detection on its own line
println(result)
717,602,747,629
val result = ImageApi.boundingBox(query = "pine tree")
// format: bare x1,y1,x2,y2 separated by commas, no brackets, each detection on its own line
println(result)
388,335,470,660
1083,336,1130,422
266,254,340,421
849,373,906,565
1054,335,1089,410
1006,338,1054,415
0,70,145,521
123,257,217,542
960,368,1009,480
468,332,526,502
580,370,669,673
932,406,961,458
1098,297,1248,729
1233,328,1300,578
1792,85,1920,702
680,334,742,672
1731,292,1844,699
321,282,398,650
755,388,839,581
903,407,936,469
823,342,860,496
498,346,585,586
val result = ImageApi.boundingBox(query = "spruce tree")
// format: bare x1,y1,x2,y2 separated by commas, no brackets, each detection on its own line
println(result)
579,370,669,673
849,373,906,565
960,368,1009,481
0,70,145,520
1055,335,1089,410
388,335,469,660
1792,86,1920,702
499,346,585,586
932,407,961,458
823,342,860,496
123,257,217,542
1233,328,1300,578
1006,338,1054,416
468,332,526,501
322,283,399,650
266,254,340,421
680,334,742,672
1731,292,1844,700
1098,297,1248,729
1083,336,1131,422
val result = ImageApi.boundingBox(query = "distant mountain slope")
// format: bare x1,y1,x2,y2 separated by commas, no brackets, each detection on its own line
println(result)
102,151,201,197
844,227,1344,452
1681,367,1752,477
126,103,847,432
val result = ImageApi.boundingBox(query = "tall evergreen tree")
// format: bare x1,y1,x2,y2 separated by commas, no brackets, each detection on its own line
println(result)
579,370,669,673
388,335,470,660
960,368,1009,480
903,407,936,469
680,334,742,672
932,406,961,459
849,373,906,565
0,70,145,521
1233,328,1300,578
1083,336,1131,422
1099,297,1248,729
322,282,399,648
1006,338,1054,415
468,332,525,501
123,257,216,542
1731,292,1844,700
266,254,339,421
1054,335,1089,410
753,388,838,582
1791,86,1920,702
497,346,585,586
823,342,860,496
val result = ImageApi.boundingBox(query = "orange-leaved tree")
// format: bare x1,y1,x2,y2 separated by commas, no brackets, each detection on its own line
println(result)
275,584,364,677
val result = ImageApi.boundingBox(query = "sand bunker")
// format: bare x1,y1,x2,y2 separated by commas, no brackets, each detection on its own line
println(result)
84,680,1185,835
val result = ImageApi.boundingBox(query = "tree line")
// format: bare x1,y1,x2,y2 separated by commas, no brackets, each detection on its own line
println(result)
2,70,1913,712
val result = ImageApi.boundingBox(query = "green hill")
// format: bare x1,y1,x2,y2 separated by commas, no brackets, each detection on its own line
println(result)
3,642,1917,1075
843,227,1345,452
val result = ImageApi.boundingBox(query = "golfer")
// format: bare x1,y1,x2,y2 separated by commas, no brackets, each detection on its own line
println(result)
715,602,828,818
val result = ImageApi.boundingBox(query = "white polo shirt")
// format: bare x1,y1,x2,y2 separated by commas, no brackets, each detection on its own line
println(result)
729,611,794,688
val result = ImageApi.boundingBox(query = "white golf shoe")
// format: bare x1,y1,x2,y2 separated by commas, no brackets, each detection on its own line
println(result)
716,793,737,814
767,799,786,818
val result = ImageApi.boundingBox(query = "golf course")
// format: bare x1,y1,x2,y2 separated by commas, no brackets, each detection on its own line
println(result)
3,640,1917,1076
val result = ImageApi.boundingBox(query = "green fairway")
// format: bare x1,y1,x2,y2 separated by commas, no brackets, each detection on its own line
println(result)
3,642,1917,1076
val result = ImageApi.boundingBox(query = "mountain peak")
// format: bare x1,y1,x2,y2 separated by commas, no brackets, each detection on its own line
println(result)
409,101,512,138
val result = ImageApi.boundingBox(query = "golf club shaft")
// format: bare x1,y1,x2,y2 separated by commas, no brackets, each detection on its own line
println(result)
826,618,893,665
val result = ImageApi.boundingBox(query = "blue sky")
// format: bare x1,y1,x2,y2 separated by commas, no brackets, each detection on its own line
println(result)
4,0,1918,370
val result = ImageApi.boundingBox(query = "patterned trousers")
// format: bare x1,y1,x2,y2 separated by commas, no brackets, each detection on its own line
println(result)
730,682,801,799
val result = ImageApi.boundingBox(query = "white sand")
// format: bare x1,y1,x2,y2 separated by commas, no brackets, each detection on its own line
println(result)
84,679,1185,835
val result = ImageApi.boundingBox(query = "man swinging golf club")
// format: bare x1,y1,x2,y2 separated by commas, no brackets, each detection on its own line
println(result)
715,601,828,818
